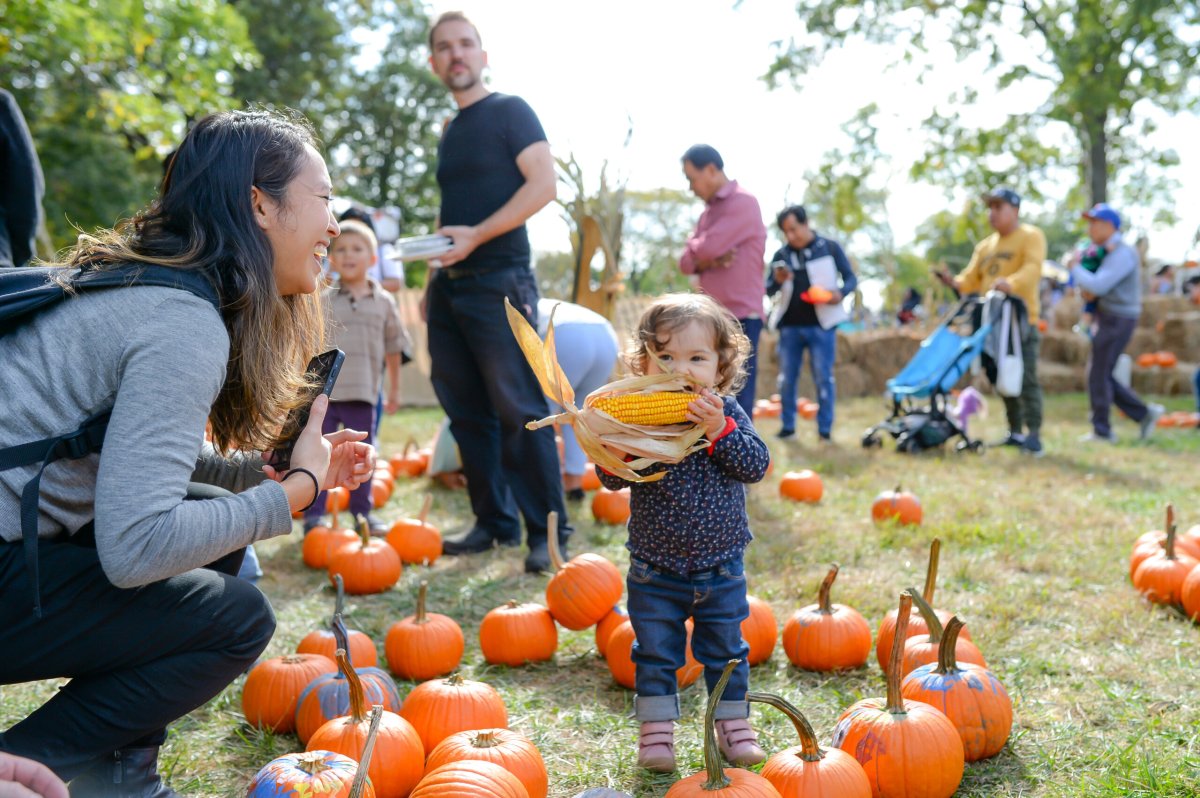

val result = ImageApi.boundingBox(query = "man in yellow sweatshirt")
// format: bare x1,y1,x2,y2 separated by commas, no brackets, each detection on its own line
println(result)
937,187,1046,456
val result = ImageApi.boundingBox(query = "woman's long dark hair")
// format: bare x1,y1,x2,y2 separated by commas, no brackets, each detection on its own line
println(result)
62,109,327,452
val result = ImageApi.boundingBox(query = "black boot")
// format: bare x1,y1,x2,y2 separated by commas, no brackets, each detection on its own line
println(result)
69,747,182,797
524,535,569,574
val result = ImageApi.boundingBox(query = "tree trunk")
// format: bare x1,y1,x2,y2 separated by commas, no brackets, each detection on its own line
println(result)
1084,111,1108,205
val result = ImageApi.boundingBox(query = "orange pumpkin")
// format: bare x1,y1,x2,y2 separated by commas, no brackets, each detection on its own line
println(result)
426,729,548,798
246,750,370,798
665,660,782,797
594,605,628,658
875,539,970,672
592,488,631,525
1036,318,1049,333
302,508,353,570
1136,352,1157,368
1130,506,1200,580
1132,504,1198,606
306,667,425,798
409,760,529,798
754,399,782,419
370,478,393,508
543,511,623,630
902,617,1013,762
326,486,351,513
782,564,871,671
399,674,508,752
779,470,822,503
479,601,558,667
831,593,964,798
900,588,986,677
581,466,602,492
1180,562,1200,622
329,518,402,595
798,401,818,421
752,692,871,798
297,575,379,668
871,485,922,526
1155,350,1178,368
605,619,702,690
386,494,443,565
295,647,403,747
741,596,777,666
242,653,337,733
385,580,465,681
390,440,427,478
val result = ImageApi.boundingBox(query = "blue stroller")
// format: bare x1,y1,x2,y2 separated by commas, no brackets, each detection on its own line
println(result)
862,294,1008,453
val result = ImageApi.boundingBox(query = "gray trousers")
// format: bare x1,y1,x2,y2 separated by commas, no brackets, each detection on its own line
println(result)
1088,312,1147,437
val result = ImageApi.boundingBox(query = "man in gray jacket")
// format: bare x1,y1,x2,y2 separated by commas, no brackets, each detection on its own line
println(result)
1070,203,1163,441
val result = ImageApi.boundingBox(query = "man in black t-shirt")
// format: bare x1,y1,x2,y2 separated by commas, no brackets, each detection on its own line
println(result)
425,11,571,573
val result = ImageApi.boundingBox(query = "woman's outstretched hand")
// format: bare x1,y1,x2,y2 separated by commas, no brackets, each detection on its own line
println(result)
323,429,375,491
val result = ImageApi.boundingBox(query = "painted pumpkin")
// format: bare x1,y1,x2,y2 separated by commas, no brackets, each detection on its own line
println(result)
832,593,964,798
902,616,1013,761
246,750,370,798
295,644,402,746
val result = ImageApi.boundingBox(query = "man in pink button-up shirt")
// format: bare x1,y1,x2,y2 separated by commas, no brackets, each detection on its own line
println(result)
679,144,767,416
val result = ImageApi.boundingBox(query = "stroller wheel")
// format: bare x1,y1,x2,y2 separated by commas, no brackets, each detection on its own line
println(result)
861,433,882,449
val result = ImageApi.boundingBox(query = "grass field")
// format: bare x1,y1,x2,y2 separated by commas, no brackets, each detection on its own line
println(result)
4,393,1200,797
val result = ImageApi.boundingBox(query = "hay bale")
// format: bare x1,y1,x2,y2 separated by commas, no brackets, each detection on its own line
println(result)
1125,327,1160,357
1161,312,1200,362
1138,295,1192,329
1051,294,1084,330
834,363,872,398
1039,331,1090,366
1038,362,1086,393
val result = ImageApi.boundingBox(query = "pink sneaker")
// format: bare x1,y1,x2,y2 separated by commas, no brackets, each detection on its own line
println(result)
637,721,676,772
715,718,766,766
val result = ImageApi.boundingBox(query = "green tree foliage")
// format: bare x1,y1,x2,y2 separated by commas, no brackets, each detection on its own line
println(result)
325,0,451,234
622,188,697,296
768,0,1200,210
1,0,258,249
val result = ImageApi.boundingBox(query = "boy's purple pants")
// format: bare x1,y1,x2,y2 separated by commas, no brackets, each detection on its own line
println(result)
303,400,376,523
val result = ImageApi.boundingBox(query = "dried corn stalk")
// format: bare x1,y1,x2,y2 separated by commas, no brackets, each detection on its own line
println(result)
505,298,707,483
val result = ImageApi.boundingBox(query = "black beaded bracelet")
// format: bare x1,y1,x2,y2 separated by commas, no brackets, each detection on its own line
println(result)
284,467,320,513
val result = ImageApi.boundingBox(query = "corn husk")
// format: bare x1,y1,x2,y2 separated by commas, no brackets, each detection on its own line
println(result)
505,298,707,483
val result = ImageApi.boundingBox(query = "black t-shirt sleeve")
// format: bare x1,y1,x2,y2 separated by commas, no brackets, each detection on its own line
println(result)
502,96,547,160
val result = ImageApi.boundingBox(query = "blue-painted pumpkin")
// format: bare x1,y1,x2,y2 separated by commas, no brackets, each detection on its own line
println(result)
295,666,402,745
246,749,372,797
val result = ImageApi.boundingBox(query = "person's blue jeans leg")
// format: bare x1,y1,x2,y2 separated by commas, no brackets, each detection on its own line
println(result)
776,326,806,434
689,556,751,720
1193,367,1200,413
735,318,762,419
626,557,693,722
801,325,837,437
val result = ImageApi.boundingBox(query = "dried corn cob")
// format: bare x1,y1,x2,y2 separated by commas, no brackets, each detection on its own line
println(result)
592,392,693,425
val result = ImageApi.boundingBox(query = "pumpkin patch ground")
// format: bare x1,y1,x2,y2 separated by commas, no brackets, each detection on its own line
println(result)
6,396,1200,796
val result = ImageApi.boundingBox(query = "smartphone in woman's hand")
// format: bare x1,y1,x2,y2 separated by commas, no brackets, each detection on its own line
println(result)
267,349,345,470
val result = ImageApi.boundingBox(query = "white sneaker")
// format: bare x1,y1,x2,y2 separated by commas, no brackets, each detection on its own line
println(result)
1140,404,1165,441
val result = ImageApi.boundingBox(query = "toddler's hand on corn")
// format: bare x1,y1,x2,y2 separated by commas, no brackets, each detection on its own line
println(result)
687,389,727,439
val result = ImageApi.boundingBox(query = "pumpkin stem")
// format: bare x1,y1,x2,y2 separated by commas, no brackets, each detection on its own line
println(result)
294,750,336,776
331,504,340,532
907,586,943,644
546,511,566,571
1165,503,1177,560
892,484,902,511
355,515,370,547
446,672,464,687
418,493,433,525
414,581,429,625
700,659,739,790
817,564,839,614
338,648,368,724
922,538,941,605
885,593,911,714
746,691,824,762
472,730,501,748
347,705,383,798
404,437,418,457
935,617,966,675
331,576,352,677
333,572,346,618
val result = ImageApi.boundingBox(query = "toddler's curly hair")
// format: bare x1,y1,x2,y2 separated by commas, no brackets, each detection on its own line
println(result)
621,293,752,395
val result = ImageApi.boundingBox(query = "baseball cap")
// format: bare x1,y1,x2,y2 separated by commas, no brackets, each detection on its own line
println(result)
1081,202,1121,229
981,187,1021,207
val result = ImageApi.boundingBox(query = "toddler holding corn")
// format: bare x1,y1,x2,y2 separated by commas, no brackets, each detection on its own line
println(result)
596,293,771,772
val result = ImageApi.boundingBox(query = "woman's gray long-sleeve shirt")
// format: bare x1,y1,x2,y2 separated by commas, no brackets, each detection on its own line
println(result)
0,283,293,588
